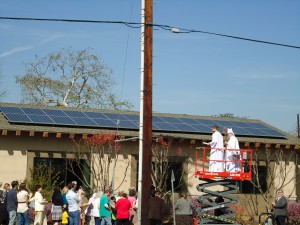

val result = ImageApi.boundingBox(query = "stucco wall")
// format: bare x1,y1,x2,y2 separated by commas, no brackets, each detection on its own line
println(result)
0,133,298,211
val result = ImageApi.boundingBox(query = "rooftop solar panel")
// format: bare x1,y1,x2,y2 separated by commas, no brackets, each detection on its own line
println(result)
122,114,139,121
160,117,184,124
50,116,77,125
83,112,110,119
195,119,216,126
0,106,287,139
72,117,98,126
4,113,32,123
93,118,117,127
64,110,87,118
152,116,167,123
189,124,212,133
27,115,54,124
153,122,179,131
117,120,138,129
21,108,46,116
42,109,67,117
0,106,24,114
172,123,197,132
102,113,125,121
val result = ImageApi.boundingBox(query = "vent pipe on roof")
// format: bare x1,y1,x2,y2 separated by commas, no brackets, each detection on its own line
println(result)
297,114,299,138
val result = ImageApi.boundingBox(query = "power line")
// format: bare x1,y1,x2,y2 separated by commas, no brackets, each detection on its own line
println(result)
1,16,300,49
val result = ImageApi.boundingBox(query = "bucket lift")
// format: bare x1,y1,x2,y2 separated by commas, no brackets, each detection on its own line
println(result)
194,147,252,225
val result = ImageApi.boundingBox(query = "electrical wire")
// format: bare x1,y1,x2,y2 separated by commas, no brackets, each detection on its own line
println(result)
0,16,299,49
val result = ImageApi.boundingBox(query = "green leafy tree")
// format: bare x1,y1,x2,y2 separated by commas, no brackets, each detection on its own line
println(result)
16,48,132,109
26,162,63,200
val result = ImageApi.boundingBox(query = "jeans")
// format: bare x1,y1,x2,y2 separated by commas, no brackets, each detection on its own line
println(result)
94,217,101,225
8,210,17,225
17,211,30,225
100,217,112,225
69,210,80,225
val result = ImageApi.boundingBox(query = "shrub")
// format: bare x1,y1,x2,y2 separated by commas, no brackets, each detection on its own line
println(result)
288,201,300,225
25,162,63,200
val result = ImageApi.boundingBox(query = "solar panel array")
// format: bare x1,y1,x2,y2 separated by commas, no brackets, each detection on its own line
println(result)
0,106,286,138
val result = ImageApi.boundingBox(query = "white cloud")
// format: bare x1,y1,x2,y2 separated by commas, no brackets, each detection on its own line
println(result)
0,46,33,58
0,33,64,58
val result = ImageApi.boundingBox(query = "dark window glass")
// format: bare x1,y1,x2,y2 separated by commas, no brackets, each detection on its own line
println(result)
34,157,90,189
241,165,267,194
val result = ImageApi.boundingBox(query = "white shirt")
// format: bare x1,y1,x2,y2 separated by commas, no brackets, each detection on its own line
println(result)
91,198,100,217
35,191,47,212
66,190,81,212
17,190,29,213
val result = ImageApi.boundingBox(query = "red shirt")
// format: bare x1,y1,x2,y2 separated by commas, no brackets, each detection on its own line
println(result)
115,198,131,219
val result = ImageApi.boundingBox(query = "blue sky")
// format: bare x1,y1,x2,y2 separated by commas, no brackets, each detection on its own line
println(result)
0,1,299,134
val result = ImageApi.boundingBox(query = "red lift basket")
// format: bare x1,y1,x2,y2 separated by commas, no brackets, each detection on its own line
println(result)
195,147,252,181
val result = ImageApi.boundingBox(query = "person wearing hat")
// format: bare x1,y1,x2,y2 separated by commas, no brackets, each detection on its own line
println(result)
204,125,224,172
225,128,241,172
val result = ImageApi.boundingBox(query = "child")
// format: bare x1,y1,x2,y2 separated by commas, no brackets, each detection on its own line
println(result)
62,207,69,225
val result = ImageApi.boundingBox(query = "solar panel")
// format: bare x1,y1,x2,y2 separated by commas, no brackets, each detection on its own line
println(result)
153,122,179,131
64,110,87,118
117,120,138,129
51,116,77,125
152,116,167,123
0,106,287,138
172,123,198,132
189,124,212,133
102,113,123,121
72,117,98,126
0,106,23,114
84,112,111,119
4,113,32,123
27,115,54,124
93,118,117,127
21,108,46,116
42,109,67,117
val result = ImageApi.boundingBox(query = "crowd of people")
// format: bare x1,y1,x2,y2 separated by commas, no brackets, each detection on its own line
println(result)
0,179,288,225
0,181,140,225
0,180,196,225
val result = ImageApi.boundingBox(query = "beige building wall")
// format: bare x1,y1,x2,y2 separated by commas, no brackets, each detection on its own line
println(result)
0,133,140,193
0,133,298,214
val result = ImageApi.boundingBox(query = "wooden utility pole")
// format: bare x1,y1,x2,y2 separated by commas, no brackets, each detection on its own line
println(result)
140,0,153,224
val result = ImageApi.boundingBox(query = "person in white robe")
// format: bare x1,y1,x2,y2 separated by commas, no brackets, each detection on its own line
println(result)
204,125,224,172
225,128,241,172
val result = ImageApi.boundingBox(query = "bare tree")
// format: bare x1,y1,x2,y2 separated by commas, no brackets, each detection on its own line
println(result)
66,132,130,192
151,137,190,193
241,147,300,217
16,48,132,109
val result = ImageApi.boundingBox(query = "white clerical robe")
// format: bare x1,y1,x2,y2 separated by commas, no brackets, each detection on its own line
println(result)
209,131,224,172
225,135,241,172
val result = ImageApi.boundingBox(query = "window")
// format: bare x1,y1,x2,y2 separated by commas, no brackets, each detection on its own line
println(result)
166,162,183,192
34,157,90,188
240,165,267,194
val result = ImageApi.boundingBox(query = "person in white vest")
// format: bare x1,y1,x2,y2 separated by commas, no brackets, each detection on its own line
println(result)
204,125,224,172
225,128,241,172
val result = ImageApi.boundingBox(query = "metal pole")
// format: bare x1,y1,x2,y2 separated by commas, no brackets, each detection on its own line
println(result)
171,170,176,225
137,0,145,224
297,113,299,138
